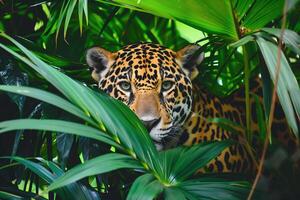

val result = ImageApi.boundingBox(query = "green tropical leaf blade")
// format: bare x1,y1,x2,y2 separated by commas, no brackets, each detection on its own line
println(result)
0,85,97,126
256,37,299,136
2,157,100,200
100,0,238,39
178,178,250,200
126,173,163,200
261,28,300,55
0,119,121,149
0,191,25,200
64,0,78,38
5,156,55,183
48,153,143,191
232,0,254,21
159,140,232,183
242,0,285,30
164,187,187,200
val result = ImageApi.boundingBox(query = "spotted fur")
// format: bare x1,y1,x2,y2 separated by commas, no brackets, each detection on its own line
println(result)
86,42,297,174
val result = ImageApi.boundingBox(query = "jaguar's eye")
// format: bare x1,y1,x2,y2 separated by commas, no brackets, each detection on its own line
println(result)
119,81,131,91
162,81,173,91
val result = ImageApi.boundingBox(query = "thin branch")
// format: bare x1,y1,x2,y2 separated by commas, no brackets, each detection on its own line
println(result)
247,0,288,199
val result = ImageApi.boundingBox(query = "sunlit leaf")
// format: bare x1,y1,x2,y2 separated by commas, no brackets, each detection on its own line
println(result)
241,0,285,30
99,0,238,39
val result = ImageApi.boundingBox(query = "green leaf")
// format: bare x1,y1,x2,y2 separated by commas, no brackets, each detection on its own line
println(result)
6,156,54,183
164,187,187,200
0,191,23,200
229,35,254,48
126,174,163,200
0,190,46,200
2,157,100,200
0,85,97,126
48,153,143,191
261,28,300,55
241,0,285,30
232,0,254,21
99,0,239,39
64,0,78,38
159,141,232,183
0,119,121,149
257,37,299,136
178,178,250,200
35,158,101,200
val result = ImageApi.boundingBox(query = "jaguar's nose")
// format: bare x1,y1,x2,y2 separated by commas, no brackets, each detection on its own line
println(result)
141,118,161,132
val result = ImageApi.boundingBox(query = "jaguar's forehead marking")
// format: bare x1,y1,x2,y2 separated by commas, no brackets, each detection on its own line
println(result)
112,43,178,89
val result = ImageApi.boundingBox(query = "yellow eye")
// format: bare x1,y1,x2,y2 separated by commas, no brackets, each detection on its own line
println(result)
162,81,173,91
119,81,131,91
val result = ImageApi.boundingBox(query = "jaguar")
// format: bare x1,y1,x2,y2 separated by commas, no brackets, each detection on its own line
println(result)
86,42,297,173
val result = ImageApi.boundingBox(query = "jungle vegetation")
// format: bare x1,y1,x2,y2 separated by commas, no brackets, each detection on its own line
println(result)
0,0,299,199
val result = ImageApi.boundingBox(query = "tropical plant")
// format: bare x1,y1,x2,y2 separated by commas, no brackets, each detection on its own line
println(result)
0,0,299,199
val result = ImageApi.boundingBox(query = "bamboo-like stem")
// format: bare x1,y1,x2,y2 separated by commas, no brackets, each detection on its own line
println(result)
247,0,288,199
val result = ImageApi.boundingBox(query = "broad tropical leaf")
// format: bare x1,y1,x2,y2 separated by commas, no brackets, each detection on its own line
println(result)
0,119,121,149
257,37,300,136
99,0,238,39
126,174,163,200
0,85,97,126
1,157,100,200
48,153,143,191
159,141,232,183
178,178,250,200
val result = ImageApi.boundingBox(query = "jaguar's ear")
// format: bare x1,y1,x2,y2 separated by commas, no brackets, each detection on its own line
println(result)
176,44,204,80
86,47,116,82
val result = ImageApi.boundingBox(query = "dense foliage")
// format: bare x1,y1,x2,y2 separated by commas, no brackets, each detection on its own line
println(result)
0,0,299,199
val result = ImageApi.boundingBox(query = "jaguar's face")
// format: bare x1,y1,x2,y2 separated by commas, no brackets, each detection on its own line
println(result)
86,43,204,150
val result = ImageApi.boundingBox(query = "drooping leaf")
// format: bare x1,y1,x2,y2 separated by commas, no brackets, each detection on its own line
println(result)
0,119,121,149
48,153,143,191
0,85,97,126
2,157,100,200
178,178,250,200
261,28,300,55
0,190,46,200
126,173,163,200
257,37,299,136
